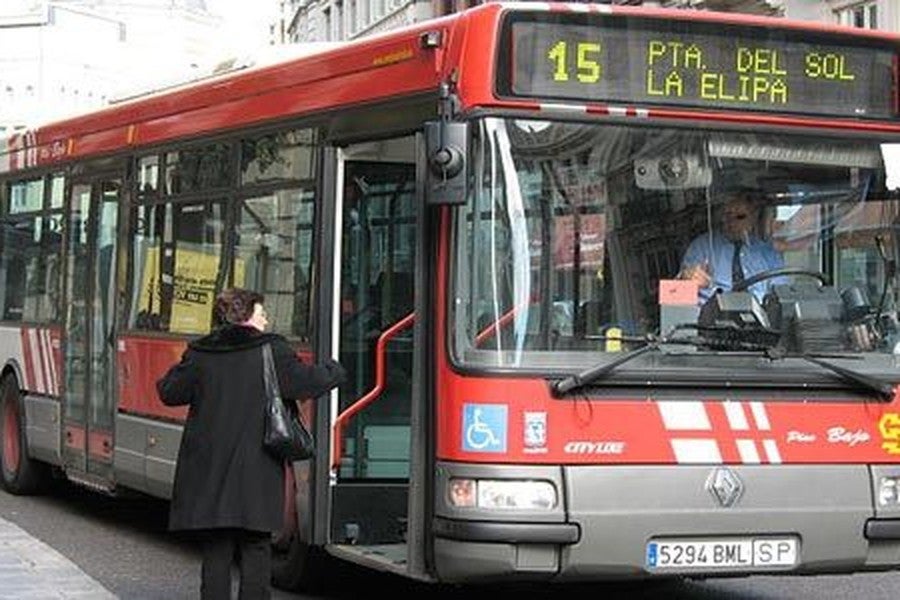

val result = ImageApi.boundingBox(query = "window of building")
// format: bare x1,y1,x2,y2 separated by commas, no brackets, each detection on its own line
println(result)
336,0,344,39
836,1,878,29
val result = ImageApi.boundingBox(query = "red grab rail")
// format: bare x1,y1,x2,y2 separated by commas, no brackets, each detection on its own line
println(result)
331,312,416,471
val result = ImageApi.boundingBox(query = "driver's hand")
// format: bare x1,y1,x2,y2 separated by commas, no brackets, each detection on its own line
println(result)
680,261,710,288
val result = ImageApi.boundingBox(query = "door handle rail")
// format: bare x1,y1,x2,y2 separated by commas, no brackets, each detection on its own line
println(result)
331,312,415,471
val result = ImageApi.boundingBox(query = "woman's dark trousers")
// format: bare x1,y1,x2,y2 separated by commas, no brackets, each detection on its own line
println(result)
201,528,271,599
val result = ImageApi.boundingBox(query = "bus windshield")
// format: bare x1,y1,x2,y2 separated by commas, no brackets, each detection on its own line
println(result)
451,117,900,375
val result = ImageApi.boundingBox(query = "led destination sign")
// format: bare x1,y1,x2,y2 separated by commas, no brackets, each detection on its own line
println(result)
505,16,897,119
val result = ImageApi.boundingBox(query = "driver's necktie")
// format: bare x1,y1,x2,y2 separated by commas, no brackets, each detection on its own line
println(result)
732,240,745,288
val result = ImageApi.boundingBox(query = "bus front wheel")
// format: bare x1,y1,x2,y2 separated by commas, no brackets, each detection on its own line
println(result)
271,466,334,592
271,532,331,592
0,374,48,495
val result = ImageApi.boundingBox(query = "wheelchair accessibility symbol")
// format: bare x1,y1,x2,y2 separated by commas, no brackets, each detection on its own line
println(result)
462,404,507,453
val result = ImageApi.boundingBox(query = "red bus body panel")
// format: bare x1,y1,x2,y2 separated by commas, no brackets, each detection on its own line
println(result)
116,336,314,422
435,372,900,465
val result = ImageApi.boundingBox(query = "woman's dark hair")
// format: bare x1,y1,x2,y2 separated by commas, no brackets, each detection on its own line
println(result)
214,288,264,325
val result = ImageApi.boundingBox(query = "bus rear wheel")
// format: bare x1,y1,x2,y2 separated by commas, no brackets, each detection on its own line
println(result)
0,375,48,495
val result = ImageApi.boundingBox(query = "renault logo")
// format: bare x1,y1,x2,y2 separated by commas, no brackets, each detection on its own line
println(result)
706,467,743,508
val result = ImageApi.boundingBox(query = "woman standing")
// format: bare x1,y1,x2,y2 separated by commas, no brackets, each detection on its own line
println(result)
157,288,344,599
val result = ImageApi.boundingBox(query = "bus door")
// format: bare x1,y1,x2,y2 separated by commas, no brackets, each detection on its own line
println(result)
330,151,417,564
61,175,120,483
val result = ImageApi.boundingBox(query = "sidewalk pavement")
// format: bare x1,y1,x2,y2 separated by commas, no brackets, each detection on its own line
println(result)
0,515,116,599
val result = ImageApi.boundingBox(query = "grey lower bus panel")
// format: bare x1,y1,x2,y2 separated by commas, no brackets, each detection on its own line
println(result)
114,413,181,499
23,395,61,464
432,463,900,582
21,399,182,500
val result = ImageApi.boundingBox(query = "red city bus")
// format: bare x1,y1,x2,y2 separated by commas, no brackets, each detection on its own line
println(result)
2,2,900,588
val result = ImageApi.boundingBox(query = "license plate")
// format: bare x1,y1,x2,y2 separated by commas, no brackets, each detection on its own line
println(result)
646,537,798,570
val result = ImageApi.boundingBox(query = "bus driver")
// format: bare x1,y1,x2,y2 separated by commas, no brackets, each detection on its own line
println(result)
679,193,784,305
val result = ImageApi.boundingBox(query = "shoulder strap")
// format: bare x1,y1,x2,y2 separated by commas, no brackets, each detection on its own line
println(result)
262,343,282,399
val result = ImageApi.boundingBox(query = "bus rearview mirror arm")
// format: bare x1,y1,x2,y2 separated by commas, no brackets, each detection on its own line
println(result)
425,83,467,205
424,120,468,205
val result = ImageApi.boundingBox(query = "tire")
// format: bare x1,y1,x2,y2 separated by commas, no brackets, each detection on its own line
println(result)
271,465,333,592
0,374,48,494
271,532,332,592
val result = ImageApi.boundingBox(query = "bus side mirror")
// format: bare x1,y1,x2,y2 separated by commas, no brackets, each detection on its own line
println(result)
424,120,467,205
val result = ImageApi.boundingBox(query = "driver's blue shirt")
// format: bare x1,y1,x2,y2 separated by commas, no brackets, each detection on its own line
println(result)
681,231,784,304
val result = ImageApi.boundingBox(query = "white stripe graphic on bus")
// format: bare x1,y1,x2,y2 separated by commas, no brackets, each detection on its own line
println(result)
660,402,781,464
763,439,782,463
736,439,761,464
28,328,45,394
671,439,722,463
724,402,750,431
658,401,712,431
750,402,771,430
38,329,54,396
43,329,59,396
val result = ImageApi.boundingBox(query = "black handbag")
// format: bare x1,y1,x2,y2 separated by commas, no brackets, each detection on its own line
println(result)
262,343,315,461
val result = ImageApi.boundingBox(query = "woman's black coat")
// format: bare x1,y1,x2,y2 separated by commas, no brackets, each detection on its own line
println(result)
157,325,344,532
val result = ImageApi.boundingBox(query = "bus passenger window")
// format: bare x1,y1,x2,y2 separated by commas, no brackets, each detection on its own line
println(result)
137,155,160,198
234,189,315,340
1,175,61,324
240,129,316,185
164,144,233,196
0,218,30,321
128,202,226,334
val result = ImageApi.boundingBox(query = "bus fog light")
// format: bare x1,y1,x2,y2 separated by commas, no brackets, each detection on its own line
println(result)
878,477,900,506
476,480,557,510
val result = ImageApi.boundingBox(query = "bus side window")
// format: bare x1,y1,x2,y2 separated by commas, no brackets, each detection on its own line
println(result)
233,189,315,340
128,201,226,334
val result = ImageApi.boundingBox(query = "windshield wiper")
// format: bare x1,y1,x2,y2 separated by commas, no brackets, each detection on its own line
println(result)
766,349,895,401
551,339,657,396
552,321,782,396
551,334,897,399
551,333,711,396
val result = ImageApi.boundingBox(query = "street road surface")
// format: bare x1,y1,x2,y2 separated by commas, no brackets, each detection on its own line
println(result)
0,482,897,599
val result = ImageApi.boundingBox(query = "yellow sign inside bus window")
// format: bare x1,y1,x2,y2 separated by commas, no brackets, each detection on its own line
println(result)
137,246,244,334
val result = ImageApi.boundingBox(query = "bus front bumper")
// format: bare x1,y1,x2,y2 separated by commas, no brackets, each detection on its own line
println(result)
432,464,900,583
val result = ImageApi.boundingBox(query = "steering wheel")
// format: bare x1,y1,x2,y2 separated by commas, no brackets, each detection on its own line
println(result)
731,267,829,292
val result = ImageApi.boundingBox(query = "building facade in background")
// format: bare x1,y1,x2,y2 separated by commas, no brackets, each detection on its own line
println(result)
0,0,219,135
275,0,786,44
4,0,898,136
783,0,899,31
274,0,435,44
1,2,121,136
276,0,900,46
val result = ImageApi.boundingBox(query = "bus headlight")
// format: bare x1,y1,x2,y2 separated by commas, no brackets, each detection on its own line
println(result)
878,476,900,506
449,478,557,510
